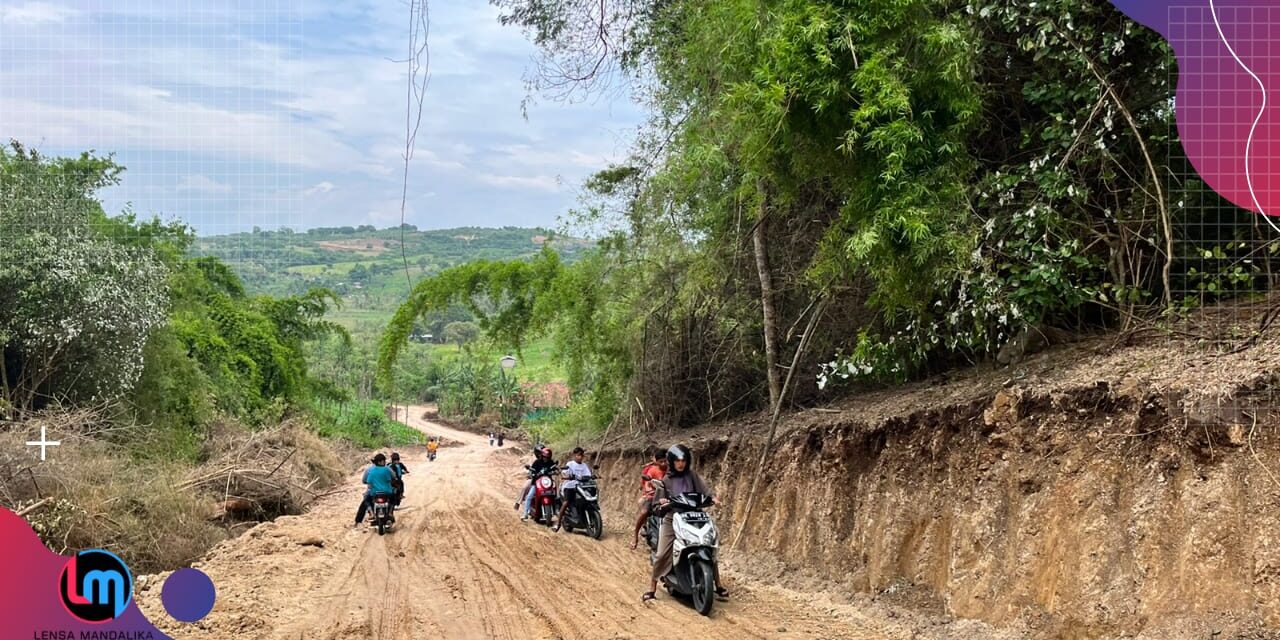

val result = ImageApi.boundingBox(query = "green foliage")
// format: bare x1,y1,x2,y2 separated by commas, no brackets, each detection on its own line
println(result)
487,0,1257,424
442,321,481,347
307,398,422,449
377,249,565,392
1,143,351,451
194,225,590,311
0,143,168,412
162,257,347,424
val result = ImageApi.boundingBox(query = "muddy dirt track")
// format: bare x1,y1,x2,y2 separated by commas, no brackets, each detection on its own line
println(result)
136,408,990,640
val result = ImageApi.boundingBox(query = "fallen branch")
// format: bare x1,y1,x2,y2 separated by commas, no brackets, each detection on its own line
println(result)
15,496,52,517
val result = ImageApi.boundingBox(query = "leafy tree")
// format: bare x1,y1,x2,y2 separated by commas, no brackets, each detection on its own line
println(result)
442,321,481,348
0,143,167,413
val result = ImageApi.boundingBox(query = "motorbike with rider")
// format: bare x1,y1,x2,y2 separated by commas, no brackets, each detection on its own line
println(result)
354,453,398,535
642,444,729,615
516,447,558,522
552,447,602,538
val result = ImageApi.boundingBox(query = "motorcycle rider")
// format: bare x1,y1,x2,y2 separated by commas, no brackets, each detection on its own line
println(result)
642,444,728,602
355,453,397,527
552,447,592,532
631,447,667,550
389,452,409,507
427,437,439,460
516,446,557,520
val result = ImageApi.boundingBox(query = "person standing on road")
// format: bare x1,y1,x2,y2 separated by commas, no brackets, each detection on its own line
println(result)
642,444,728,602
631,447,667,550
497,431,505,447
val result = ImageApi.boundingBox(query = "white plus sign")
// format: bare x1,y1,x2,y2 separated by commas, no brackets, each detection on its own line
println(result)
25,425,60,461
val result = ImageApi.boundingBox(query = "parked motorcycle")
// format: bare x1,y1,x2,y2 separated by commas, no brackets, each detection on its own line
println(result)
527,465,560,527
650,483,720,616
557,476,603,539
370,493,396,536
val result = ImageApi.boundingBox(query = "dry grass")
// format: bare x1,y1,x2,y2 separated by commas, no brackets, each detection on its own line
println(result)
0,411,223,572
0,411,356,574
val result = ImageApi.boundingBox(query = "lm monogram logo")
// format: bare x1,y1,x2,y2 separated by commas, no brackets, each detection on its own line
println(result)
58,549,134,623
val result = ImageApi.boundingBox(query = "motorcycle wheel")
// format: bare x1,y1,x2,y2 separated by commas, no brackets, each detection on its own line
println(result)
377,519,386,536
691,559,716,616
542,504,554,527
586,510,602,540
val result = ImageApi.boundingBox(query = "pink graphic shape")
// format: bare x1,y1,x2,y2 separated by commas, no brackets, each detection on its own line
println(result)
0,507,173,637
1111,0,1280,217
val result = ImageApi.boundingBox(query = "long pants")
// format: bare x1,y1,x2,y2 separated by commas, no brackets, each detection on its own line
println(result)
651,514,676,581
523,483,537,514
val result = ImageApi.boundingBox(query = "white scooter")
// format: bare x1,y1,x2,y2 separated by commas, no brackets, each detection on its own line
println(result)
649,480,721,616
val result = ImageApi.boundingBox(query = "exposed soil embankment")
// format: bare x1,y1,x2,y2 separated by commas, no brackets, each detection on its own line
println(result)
593,331,1280,639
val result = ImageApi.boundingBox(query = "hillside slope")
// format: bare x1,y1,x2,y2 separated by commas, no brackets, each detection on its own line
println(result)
592,309,1280,639
194,226,590,311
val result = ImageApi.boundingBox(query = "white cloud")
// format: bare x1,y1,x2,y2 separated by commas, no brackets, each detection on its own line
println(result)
0,0,643,232
304,181,336,196
176,175,232,193
475,173,562,193
0,2,76,25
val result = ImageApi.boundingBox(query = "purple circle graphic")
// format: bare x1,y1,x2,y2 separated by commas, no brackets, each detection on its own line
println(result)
161,567,216,623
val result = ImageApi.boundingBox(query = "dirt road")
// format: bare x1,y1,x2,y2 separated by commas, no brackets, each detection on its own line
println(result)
136,408,938,639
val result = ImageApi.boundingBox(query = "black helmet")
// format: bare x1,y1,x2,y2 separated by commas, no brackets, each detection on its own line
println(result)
666,444,691,476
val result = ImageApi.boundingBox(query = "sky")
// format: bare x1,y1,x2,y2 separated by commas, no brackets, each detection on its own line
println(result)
0,0,644,235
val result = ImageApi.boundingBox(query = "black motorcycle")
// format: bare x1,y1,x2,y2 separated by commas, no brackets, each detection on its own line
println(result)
557,476,603,539
370,493,395,536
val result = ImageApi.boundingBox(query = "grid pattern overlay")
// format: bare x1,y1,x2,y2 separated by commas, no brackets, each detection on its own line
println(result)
1169,4,1279,430
0,0,305,248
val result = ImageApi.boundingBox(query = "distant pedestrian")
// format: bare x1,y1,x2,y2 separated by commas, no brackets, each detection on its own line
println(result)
497,432,505,447
488,432,495,446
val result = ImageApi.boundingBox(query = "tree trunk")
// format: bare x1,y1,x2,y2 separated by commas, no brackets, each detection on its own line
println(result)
752,184,781,414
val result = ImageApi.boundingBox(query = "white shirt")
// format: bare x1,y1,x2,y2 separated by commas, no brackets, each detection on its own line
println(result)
562,460,592,491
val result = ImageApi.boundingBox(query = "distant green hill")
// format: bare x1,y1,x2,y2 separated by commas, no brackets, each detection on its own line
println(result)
195,225,591,316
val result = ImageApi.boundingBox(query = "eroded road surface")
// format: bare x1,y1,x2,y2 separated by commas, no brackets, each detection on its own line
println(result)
138,407,916,639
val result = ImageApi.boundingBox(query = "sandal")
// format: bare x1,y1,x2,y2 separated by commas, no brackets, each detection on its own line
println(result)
714,586,730,599
641,591,657,602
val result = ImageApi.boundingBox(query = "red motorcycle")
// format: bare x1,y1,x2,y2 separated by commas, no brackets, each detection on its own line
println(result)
528,465,560,527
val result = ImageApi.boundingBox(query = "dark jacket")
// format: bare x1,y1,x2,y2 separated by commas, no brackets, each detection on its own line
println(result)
658,469,710,499
529,457,557,475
